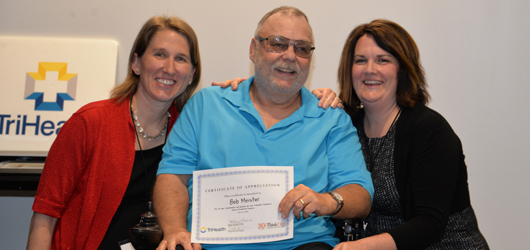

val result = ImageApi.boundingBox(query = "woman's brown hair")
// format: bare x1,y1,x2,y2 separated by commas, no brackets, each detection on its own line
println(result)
338,19,429,115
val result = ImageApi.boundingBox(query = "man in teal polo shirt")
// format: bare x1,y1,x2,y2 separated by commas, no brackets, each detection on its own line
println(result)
154,6,374,250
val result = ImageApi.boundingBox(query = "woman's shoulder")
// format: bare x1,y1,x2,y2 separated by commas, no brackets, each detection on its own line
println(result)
75,99,122,114
398,104,461,146
402,104,451,128
70,99,126,124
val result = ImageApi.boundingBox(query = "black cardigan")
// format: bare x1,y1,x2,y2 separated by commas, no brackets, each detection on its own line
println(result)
352,104,471,249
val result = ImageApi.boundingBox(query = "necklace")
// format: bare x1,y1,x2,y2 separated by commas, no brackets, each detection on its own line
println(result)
130,96,171,141
365,108,402,171
129,95,169,208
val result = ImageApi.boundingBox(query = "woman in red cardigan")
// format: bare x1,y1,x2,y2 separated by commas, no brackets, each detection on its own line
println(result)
25,16,235,250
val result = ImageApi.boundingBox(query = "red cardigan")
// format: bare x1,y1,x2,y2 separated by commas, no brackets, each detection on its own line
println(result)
32,98,178,250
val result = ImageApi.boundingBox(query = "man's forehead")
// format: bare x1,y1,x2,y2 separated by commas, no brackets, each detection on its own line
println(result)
259,13,313,42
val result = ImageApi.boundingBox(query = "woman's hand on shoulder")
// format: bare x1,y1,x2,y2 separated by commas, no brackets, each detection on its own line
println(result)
311,88,343,109
211,77,248,91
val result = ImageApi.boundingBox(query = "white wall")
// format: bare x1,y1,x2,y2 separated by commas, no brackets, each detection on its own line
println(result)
2,0,529,249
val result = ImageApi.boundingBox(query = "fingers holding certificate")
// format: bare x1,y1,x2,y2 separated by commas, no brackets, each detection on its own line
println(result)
278,184,340,220
156,228,200,250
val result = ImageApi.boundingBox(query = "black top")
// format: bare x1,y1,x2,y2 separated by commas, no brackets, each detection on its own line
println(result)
358,119,406,238
352,104,487,249
98,144,163,250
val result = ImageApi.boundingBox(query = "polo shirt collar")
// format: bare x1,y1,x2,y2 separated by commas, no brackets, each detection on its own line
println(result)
222,75,324,120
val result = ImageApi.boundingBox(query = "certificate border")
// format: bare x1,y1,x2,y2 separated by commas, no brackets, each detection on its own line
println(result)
194,168,292,242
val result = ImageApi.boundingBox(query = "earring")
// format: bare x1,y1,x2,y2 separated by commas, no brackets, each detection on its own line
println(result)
188,79,192,85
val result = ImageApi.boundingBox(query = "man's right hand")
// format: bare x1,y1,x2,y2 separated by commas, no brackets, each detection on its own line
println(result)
156,229,202,250
153,174,197,250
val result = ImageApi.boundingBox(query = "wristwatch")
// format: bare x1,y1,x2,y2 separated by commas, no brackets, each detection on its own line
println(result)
328,191,344,216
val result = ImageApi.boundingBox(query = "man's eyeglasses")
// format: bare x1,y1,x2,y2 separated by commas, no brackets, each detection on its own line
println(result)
256,35,315,58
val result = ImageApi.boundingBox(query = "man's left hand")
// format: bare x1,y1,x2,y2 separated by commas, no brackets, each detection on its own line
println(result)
278,184,337,219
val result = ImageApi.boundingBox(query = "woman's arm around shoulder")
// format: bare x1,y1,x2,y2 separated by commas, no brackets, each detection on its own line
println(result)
212,79,343,109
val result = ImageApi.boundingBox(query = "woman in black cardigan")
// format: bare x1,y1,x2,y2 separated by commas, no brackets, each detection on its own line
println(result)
332,19,488,249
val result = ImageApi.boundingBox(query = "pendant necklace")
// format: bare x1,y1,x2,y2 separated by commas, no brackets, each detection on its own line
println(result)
365,108,402,172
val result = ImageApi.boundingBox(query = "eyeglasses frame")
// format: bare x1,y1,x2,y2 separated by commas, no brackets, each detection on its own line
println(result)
255,35,315,58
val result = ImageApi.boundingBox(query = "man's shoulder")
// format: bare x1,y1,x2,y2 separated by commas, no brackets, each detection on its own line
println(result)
192,85,237,99
301,94,350,121
300,87,350,120
321,107,353,127
186,86,223,106
300,105,354,135
189,84,249,110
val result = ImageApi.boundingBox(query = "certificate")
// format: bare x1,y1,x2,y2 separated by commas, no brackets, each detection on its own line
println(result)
191,166,294,244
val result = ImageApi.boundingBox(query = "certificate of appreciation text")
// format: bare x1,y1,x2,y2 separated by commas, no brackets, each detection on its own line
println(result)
191,166,294,244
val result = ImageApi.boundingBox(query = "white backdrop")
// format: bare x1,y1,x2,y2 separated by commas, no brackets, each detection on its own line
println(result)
1,0,529,249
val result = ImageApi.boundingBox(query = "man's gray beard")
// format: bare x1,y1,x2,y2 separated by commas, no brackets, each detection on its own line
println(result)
253,50,308,94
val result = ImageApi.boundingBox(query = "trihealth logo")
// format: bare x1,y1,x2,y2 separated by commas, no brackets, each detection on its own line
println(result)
25,62,77,111
0,36,117,153
200,227,226,233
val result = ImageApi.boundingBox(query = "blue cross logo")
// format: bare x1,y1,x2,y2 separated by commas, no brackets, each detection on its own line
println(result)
25,62,77,111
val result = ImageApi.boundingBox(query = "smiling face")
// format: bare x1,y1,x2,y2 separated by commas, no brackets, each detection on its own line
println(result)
250,13,313,96
352,34,400,109
132,29,195,107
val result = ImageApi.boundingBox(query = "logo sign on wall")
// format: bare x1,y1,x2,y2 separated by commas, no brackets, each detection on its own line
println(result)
0,36,118,156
